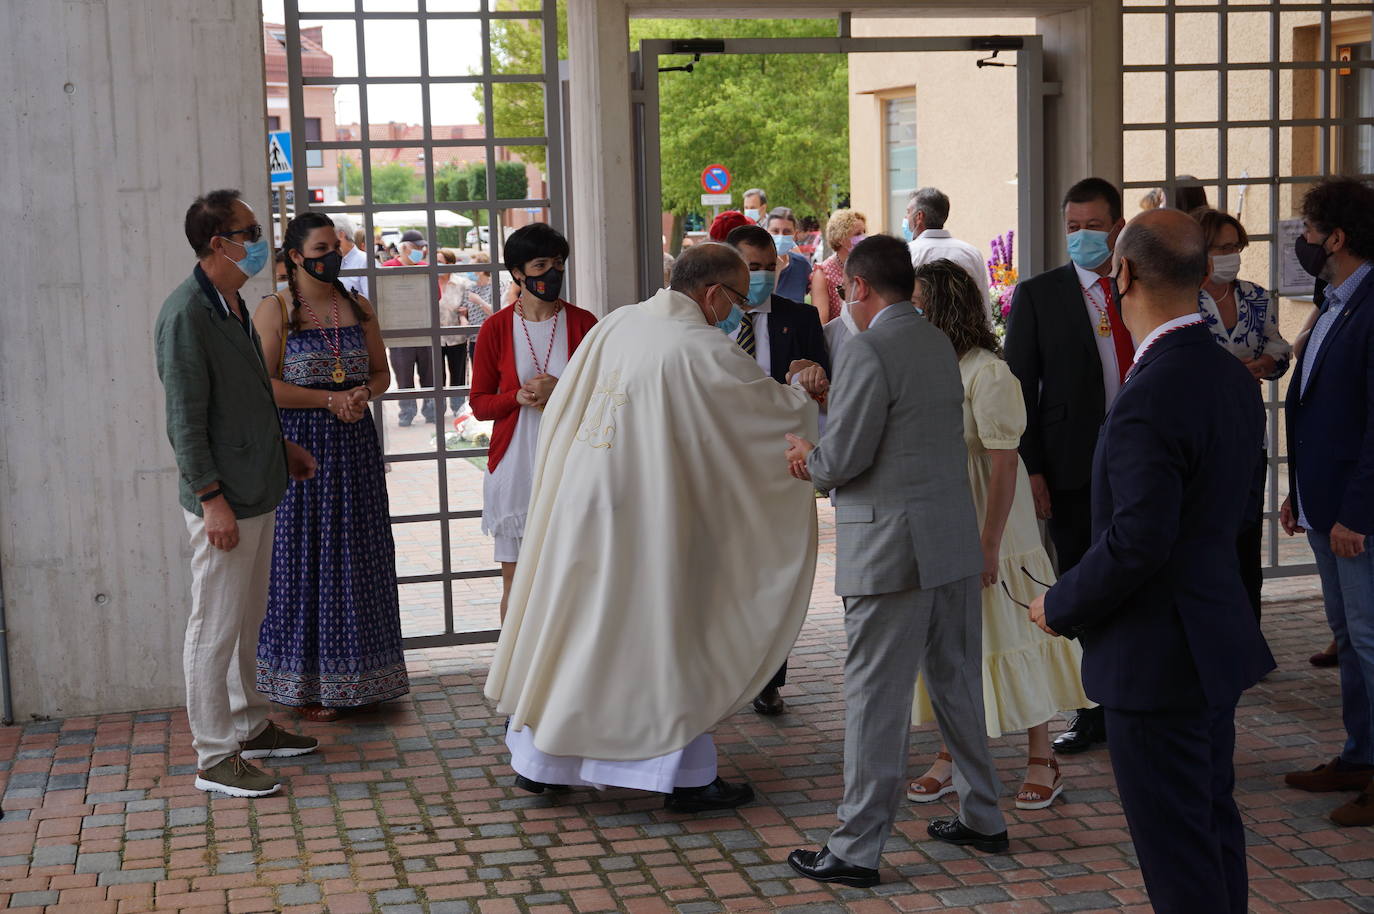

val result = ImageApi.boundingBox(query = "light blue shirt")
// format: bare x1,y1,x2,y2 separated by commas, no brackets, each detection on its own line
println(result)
1297,261,1373,529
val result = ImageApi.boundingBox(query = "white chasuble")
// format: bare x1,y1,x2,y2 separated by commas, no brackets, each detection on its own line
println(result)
485,287,820,761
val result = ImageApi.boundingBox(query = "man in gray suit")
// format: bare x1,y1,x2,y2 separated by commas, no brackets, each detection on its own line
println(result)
784,234,1007,887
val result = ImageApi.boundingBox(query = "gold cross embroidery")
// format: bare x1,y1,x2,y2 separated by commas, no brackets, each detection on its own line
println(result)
577,370,628,449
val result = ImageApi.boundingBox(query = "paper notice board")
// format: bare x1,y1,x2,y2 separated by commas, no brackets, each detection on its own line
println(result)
1277,219,1314,297
375,271,433,347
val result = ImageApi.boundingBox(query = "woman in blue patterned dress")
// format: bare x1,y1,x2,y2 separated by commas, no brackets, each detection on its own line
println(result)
252,212,409,722
1193,208,1293,622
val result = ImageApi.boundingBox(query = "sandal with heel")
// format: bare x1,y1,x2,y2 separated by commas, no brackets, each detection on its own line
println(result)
907,751,957,803
1016,755,1064,810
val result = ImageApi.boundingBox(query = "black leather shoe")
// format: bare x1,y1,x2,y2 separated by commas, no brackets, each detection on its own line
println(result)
752,686,786,716
927,818,1009,854
787,846,879,888
1052,707,1106,755
513,775,568,795
664,777,755,813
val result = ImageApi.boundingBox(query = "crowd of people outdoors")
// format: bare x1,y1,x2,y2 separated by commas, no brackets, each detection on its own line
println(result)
154,172,1374,913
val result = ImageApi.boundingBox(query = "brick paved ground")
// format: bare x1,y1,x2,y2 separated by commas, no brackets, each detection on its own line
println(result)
3,497,1369,913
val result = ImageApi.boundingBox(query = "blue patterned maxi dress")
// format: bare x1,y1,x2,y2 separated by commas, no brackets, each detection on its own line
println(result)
256,324,410,707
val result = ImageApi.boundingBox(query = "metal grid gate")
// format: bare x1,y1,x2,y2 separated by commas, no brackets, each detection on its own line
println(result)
1121,1,1374,578
282,0,563,648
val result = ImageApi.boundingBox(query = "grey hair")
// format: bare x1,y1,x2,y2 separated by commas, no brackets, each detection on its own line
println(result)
907,187,950,229
669,242,746,295
743,187,767,207
331,214,356,236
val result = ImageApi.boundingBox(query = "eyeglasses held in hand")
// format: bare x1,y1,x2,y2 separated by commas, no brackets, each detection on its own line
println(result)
1000,565,1052,609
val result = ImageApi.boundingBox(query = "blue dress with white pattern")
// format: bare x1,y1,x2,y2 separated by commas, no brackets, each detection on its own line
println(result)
257,324,410,708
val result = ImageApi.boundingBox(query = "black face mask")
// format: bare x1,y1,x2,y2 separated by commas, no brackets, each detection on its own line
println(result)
300,250,343,285
1295,234,1332,279
521,266,565,303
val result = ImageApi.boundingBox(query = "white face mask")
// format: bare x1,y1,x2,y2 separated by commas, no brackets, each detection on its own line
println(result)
1210,252,1242,285
840,293,862,335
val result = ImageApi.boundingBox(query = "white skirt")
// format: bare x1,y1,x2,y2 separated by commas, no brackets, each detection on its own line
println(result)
506,726,717,793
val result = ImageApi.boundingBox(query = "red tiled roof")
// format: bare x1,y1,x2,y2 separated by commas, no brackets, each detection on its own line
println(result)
263,23,333,83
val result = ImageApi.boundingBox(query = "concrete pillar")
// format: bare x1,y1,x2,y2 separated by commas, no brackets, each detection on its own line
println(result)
567,0,638,314
1036,0,1124,265
0,0,268,719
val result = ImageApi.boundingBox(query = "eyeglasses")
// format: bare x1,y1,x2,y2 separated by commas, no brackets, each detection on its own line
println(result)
999,566,1053,609
717,283,748,308
218,224,263,244
1209,243,1245,255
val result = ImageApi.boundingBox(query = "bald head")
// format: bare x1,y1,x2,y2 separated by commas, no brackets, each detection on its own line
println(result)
669,242,748,297
1115,208,1208,296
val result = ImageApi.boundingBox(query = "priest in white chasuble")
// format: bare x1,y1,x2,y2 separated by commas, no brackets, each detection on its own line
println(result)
484,243,821,813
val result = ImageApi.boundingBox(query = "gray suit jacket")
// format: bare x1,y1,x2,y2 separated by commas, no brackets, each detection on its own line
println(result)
806,304,981,596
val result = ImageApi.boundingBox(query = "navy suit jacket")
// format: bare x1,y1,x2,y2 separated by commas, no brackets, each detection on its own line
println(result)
1044,322,1275,711
1286,268,1374,535
763,293,830,384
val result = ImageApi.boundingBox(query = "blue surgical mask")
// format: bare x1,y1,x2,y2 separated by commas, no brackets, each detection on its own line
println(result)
711,288,745,335
275,280,289,292
224,237,270,278
774,235,797,257
1066,229,1111,270
901,218,914,243
744,208,760,222
747,270,775,307
408,248,425,264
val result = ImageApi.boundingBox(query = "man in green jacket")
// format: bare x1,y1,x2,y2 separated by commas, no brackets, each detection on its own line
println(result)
155,189,319,798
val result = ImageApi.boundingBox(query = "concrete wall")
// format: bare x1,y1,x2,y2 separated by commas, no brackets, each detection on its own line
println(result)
0,0,268,719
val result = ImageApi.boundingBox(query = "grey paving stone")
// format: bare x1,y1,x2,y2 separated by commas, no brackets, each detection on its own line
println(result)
428,903,473,914
676,904,721,914
31,844,78,867
75,851,122,874
937,886,1012,906
169,805,208,827
377,888,418,903
82,814,125,828
1046,893,1122,912
480,849,539,865
10,891,59,907
311,864,352,878
523,893,563,905
216,852,257,874
278,883,322,904
86,789,145,803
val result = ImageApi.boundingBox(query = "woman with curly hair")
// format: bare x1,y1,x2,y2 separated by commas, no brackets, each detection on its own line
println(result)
809,209,867,324
905,259,1090,811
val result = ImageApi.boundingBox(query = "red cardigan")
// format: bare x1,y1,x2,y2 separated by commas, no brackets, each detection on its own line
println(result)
469,301,597,470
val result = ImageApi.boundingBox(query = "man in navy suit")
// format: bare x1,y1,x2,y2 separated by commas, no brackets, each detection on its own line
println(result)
1029,208,1274,914
1280,178,1374,827
726,224,832,716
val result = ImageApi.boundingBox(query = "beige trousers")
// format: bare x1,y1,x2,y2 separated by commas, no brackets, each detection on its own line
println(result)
182,508,275,769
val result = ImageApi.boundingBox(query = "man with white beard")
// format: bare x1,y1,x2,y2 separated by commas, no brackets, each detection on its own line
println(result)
485,243,825,811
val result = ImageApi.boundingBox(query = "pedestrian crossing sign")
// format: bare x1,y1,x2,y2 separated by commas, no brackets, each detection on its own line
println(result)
268,130,293,185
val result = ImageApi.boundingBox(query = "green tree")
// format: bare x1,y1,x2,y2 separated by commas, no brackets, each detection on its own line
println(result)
337,153,359,200
485,6,848,232
370,162,422,204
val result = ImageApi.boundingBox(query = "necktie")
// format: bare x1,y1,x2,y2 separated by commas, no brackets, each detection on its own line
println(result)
737,311,756,358
1098,277,1134,383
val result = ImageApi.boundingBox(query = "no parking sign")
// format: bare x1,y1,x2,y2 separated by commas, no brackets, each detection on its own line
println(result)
701,164,731,194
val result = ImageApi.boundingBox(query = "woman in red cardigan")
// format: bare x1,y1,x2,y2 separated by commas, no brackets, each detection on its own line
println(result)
470,223,597,622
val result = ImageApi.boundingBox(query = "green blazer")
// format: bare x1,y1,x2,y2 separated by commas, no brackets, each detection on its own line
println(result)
155,266,288,519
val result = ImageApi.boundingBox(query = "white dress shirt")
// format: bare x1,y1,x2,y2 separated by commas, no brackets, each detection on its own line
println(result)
340,244,370,301
909,229,990,311
1074,262,1125,409
729,295,772,376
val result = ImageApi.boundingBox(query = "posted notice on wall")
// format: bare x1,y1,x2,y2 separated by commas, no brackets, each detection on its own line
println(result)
376,271,434,347
1276,218,1312,298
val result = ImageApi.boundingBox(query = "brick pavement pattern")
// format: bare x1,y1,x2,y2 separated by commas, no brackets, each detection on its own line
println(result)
1,503,1369,913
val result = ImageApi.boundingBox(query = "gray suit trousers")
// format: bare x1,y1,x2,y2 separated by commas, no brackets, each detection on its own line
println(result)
827,575,1006,868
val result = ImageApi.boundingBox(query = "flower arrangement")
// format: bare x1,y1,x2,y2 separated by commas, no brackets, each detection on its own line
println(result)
987,230,1018,337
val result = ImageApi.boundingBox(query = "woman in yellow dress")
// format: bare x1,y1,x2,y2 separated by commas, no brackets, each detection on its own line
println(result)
906,259,1092,810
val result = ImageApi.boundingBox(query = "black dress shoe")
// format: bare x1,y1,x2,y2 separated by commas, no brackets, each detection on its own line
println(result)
513,775,568,795
787,846,879,888
752,686,786,716
927,818,1009,854
664,777,755,813
1052,707,1106,755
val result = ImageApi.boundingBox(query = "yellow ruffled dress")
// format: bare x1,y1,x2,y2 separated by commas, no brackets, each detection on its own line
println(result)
912,348,1092,738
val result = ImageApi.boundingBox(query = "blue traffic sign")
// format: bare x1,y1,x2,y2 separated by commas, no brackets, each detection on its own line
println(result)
268,130,293,185
701,164,731,194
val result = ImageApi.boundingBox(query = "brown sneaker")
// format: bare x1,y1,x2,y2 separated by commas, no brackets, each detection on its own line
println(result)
1331,785,1374,827
1284,758,1374,793
194,754,280,798
240,720,319,760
